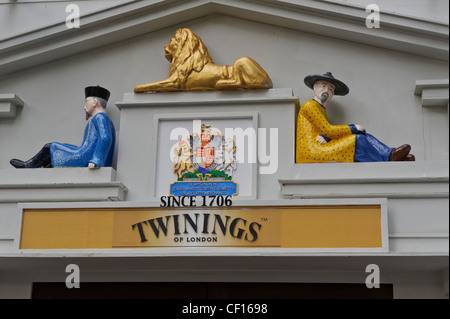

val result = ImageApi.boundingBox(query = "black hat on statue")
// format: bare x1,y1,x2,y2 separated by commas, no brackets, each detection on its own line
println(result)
85,85,111,101
304,72,349,96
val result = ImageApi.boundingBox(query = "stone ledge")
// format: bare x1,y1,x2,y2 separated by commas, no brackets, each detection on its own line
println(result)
279,161,449,198
116,88,298,109
0,167,127,202
0,167,118,184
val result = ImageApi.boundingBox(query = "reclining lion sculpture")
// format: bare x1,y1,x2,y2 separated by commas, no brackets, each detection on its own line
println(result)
134,28,273,93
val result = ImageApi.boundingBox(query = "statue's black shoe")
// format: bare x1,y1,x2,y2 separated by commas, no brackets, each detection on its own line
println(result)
9,143,52,168
10,159,26,168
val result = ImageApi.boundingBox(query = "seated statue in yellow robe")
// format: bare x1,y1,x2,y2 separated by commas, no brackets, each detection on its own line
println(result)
296,72,415,163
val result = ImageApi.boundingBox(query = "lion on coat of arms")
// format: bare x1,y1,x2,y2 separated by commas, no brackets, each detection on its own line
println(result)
134,28,273,92
172,140,195,179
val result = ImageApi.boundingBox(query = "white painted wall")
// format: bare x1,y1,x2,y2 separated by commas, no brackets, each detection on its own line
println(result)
0,14,447,170
0,0,132,40
324,0,449,23
1,0,447,42
0,0,447,299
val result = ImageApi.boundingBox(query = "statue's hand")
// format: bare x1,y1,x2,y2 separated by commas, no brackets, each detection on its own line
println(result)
356,124,366,133
316,135,329,144
88,162,96,169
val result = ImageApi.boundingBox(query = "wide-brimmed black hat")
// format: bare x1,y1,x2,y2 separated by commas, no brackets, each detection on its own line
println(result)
85,85,111,101
304,72,349,96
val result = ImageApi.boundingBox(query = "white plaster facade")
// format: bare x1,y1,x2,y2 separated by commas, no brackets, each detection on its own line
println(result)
0,0,448,299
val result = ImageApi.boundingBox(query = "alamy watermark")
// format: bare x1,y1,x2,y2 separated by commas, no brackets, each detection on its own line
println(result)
66,4,80,29
365,264,380,289
65,264,80,289
169,120,279,175
366,4,381,29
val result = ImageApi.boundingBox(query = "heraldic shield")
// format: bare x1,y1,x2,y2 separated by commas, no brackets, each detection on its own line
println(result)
170,124,238,197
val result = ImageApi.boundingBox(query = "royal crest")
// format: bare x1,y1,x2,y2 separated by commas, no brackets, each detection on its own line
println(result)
170,124,238,197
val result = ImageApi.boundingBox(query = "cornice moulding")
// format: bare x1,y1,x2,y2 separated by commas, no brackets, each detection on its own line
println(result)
0,94,24,118
414,79,449,107
0,0,448,77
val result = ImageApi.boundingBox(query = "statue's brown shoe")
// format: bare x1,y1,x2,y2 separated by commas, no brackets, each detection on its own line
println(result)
405,154,415,161
389,144,411,161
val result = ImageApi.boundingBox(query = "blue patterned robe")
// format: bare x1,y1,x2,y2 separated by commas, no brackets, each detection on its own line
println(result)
50,113,115,167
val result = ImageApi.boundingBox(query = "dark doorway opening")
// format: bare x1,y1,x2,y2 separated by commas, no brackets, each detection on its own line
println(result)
32,282,393,299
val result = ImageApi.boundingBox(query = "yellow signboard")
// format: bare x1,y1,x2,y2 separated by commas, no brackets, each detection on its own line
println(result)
19,205,383,250
113,208,281,248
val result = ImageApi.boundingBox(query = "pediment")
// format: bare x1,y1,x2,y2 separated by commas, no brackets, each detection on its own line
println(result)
0,0,448,77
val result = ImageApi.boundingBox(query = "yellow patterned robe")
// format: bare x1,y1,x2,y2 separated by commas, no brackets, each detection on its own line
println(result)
296,100,356,163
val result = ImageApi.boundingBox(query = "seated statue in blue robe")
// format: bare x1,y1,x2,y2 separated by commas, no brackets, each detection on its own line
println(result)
10,86,116,169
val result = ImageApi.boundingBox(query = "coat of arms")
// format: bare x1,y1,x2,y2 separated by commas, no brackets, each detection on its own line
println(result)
170,124,238,197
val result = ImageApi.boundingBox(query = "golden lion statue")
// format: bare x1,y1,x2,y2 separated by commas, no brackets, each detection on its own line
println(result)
134,28,273,93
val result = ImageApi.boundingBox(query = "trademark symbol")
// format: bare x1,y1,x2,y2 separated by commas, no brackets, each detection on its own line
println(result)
261,217,268,222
